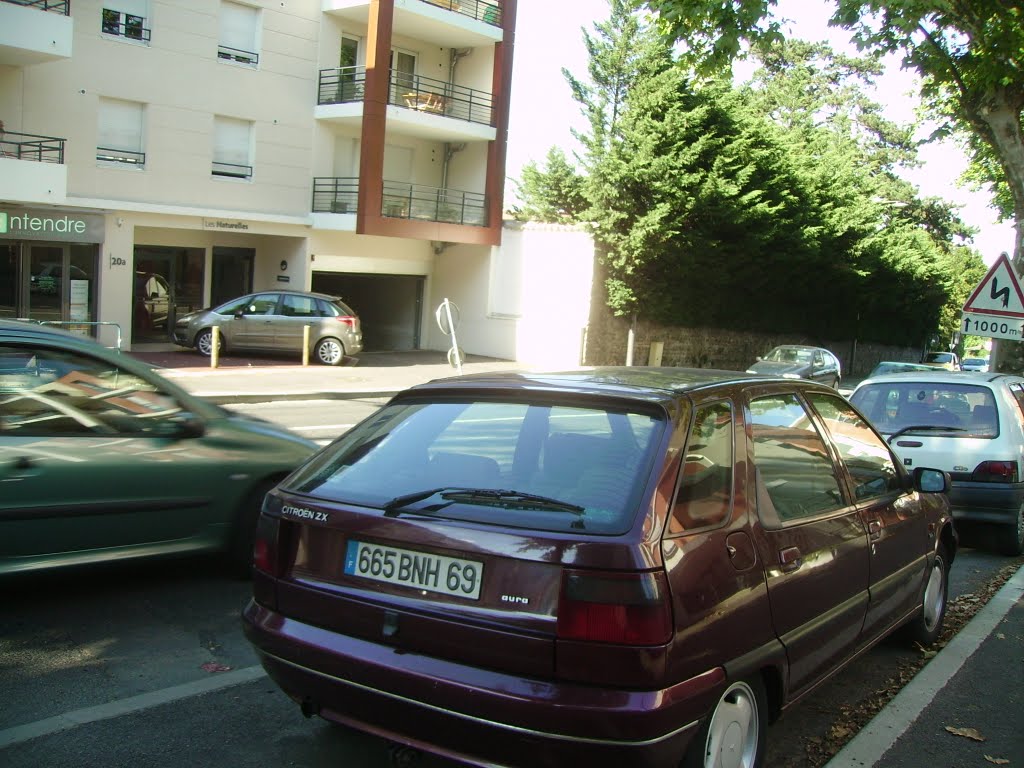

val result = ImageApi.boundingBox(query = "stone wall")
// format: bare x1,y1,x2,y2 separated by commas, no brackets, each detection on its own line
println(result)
582,309,922,378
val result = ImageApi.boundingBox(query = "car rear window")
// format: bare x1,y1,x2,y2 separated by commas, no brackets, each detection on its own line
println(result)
283,398,664,534
851,382,998,437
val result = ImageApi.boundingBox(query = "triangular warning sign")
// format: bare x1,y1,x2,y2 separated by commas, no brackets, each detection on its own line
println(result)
963,253,1024,318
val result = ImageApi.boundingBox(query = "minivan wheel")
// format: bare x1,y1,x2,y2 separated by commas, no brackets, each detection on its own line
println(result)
1000,503,1024,556
902,543,949,645
315,337,345,366
683,677,766,768
195,328,218,357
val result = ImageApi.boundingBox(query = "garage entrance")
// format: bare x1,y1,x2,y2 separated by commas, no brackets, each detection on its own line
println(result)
311,272,424,351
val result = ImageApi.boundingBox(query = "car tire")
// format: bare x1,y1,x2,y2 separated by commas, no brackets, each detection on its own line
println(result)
227,479,278,578
902,542,949,646
999,503,1024,556
682,676,766,768
195,328,221,357
315,337,345,366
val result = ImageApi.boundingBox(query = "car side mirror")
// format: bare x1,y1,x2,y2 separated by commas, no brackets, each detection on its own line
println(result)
235,310,245,319
914,467,949,493
150,414,206,439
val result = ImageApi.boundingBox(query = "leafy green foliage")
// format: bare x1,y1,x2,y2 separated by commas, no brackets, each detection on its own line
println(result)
509,148,588,223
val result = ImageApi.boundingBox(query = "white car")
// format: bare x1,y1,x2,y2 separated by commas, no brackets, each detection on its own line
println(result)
961,357,990,372
850,370,1024,555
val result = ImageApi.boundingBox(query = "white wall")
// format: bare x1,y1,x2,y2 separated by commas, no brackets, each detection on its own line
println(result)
427,222,595,367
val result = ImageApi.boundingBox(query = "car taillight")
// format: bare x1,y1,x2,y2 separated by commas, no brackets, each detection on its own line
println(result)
556,569,673,645
972,461,1018,483
252,513,283,576
335,315,356,328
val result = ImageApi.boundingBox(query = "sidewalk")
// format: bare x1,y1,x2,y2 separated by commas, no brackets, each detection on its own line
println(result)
132,348,530,403
825,565,1024,767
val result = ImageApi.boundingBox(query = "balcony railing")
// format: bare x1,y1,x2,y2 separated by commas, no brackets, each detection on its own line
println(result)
212,161,252,179
0,130,65,162
391,70,493,125
217,45,258,66
313,177,358,213
101,10,151,42
2,0,70,15
382,180,488,226
318,66,366,105
313,177,488,227
97,146,145,166
420,0,501,27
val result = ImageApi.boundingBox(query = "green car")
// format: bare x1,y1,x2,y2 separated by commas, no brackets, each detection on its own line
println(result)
0,320,318,576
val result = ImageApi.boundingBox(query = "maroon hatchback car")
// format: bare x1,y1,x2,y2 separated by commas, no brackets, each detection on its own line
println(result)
242,368,956,768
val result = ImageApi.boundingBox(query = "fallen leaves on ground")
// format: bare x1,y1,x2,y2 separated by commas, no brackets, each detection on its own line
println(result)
200,661,233,673
945,725,985,741
984,755,1010,765
800,560,1023,767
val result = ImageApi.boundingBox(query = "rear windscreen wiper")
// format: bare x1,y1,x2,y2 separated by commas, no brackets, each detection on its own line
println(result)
888,425,967,442
382,487,584,517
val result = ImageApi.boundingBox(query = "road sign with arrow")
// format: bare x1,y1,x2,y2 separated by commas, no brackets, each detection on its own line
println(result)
961,253,1024,340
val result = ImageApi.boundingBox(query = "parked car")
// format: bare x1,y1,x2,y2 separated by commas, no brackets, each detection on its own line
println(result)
850,370,1024,555
173,290,363,366
0,319,319,576
243,368,955,768
921,351,961,371
868,361,936,377
961,357,990,373
746,344,841,387
134,272,172,333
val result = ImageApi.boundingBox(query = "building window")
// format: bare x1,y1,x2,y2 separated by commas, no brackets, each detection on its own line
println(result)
101,3,151,43
97,98,146,167
212,116,253,179
218,1,260,66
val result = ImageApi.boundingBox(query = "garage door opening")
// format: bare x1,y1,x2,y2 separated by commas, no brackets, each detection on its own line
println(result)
311,272,423,352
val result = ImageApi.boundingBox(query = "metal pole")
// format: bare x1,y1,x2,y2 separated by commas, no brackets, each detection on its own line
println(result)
211,326,220,368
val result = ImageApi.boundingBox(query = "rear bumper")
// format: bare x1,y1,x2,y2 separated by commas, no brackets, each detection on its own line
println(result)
242,600,719,768
950,480,1024,525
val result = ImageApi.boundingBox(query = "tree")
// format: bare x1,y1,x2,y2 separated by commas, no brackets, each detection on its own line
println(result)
644,0,1024,262
509,147,587,223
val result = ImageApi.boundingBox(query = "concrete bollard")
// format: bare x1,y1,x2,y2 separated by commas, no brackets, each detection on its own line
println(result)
649,341,664,367
303,325,310,366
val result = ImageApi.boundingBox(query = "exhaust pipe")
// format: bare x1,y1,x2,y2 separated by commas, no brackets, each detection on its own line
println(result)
300,698,319,718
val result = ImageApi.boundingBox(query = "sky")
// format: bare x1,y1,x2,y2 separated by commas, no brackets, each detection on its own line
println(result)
504,0,1016,265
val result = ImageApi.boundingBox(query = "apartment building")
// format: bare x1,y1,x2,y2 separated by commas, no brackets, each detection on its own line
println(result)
0,0,517,354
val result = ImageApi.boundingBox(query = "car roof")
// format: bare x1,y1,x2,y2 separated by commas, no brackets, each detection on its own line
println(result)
404,366,836,404
855,370,1023,388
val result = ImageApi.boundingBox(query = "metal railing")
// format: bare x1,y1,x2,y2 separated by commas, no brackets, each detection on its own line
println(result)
2,0,70,15
419,0,502,27
317,67,493,126
382,180,488,226
101,11,152,42
318,66,366,105
0,130,65,163
27,320,124,350
390,69,493,125
212,161,252,179
312,177,359,214
217,45,258,66
97,147,145,166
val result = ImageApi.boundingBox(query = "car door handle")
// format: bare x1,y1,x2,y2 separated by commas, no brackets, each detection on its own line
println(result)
867,519,883,539
779,546,802,573
12,456,35,471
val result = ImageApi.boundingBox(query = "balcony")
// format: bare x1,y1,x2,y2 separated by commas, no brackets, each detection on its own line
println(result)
316,67,497,142
323,0,503,48
0,129,67,203
382,180,487,226
0,0,73,66
311,177,488,228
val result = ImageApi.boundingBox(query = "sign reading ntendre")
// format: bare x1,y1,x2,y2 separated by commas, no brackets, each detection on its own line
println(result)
962,253,1024,340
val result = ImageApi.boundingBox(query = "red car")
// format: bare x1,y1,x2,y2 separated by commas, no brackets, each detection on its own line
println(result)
242,368,956,767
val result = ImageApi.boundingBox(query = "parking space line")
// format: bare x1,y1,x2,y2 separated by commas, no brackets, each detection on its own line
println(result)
0,665,267,750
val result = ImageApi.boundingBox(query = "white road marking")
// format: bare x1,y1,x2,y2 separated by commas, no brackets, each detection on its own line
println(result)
0,665,267,749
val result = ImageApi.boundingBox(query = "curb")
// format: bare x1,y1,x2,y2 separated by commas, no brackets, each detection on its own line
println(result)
823,563,1024,767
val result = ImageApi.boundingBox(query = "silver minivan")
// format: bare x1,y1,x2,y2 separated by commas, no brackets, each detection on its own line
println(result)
173,290,363,365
